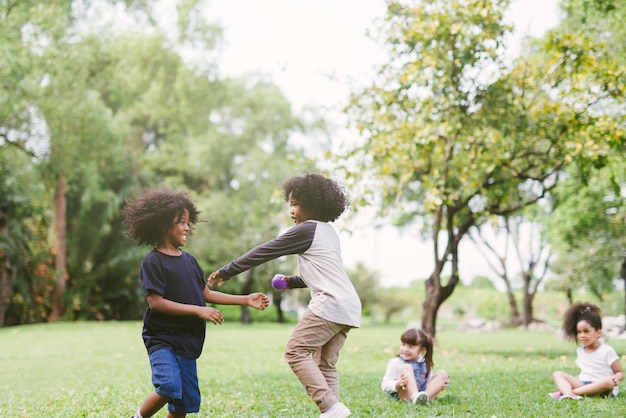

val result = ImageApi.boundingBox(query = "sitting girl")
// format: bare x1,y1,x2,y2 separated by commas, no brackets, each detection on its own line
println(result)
550,302,624,400
381,328,449,404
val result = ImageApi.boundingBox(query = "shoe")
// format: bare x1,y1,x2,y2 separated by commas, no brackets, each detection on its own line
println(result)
320,402,351,418
559,393,582,400
549,391,562,400
412,391,429,404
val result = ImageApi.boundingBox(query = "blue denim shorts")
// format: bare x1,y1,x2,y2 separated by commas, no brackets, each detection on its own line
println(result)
149,348,201,414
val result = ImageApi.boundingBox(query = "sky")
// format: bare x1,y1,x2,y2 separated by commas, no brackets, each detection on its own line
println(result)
204,0,561,287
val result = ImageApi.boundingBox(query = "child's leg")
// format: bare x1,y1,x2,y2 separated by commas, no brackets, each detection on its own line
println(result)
284,310,350,413
552,371,583,395
139,348,193,418
167,354,200,417
135,390,185,417
572,378,615,397
137,391,171,417
314,329,349,400
425,369,449,400
396,363,419,402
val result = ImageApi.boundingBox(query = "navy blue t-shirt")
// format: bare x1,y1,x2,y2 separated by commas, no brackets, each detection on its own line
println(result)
140,249,206,359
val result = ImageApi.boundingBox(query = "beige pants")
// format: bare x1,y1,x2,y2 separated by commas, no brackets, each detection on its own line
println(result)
284,309,353,413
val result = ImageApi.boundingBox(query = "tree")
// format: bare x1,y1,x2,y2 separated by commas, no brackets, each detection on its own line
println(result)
376,287,416,324
184,77,306,324
0,0,234,322
346,262,380,316
1,0,77,323
470,213,551,327
547,161,626,308
341,0,625,336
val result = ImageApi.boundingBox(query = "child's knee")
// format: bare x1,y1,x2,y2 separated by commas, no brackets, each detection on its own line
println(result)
599,378,616,391
400,364,413,374
284,348,305,365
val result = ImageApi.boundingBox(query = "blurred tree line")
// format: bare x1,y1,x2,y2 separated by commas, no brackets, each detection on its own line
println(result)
0,0,317,325
1,0,624,332
339,0,624,336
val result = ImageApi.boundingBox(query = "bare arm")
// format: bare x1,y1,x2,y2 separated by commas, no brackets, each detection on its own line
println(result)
203,287,270,310
147,292,224,325
610,359,624,386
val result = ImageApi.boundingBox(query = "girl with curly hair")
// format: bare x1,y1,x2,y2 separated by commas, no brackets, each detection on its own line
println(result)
208,173,360,418
550,302,623,400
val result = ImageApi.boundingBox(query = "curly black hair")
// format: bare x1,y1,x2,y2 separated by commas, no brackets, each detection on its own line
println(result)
282,173,349,222
121,188,201,247
562,302,603,342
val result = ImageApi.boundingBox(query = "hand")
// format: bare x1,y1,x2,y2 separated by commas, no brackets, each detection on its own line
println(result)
247,292,270,310
197,306,224,325
208,270,226,288
397,375,407,391
611,375,620,386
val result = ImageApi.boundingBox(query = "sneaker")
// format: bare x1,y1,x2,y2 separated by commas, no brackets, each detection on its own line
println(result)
559,393,582,400
548,391,562,400
412,391,429,404
319,402,351,418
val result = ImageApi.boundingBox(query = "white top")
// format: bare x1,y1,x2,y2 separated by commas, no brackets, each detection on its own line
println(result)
381,356,430,393
576,343,619,382
220,220,361,327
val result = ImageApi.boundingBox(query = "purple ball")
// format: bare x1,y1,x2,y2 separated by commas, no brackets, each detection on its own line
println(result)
271,274,287,290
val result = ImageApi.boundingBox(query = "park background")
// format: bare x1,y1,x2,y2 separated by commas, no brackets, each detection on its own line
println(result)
1,0,625,416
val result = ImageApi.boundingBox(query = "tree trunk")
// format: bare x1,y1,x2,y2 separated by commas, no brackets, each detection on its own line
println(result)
523,288,534,328
421,275,441,337
239,269,254,324
422,252,460,337
49,175,68,322
0,209,16,327
522,270,532,327
503,278,522,325
273,291,285,323
421,212,465,338
566,287,573,305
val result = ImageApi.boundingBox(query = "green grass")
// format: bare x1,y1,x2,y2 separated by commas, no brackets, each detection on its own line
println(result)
1,321,626,417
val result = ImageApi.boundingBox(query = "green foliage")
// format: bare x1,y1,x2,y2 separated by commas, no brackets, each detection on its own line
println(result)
375,280,625,326
346,262,380,315
541,0,626,299
546,160,626,297
3,322,626,417
0,0,309,323
468,275,495,289
339,0,625,335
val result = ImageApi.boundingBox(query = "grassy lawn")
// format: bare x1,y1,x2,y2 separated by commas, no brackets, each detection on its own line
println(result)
1,321,625,417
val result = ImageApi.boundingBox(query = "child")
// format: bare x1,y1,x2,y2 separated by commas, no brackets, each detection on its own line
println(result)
381,328,449,404
550,302,624,400
121,188,270,418
208,173,361,418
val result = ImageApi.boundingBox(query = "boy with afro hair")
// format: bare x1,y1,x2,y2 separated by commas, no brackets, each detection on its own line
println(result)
209,173,360,418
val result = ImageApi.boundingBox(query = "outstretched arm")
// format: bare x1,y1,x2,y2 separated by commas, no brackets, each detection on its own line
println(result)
147,292,224,325
203,287,270,310
207,223,315,287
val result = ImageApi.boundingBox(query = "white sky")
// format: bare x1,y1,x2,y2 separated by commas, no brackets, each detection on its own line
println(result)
205,0,561,287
